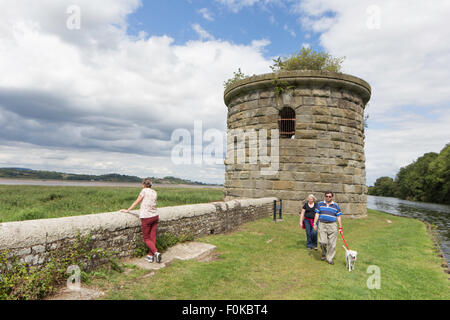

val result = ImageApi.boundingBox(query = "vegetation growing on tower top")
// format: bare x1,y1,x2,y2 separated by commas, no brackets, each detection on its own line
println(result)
223,68,252,89
223,47,345,90
270,47,345,73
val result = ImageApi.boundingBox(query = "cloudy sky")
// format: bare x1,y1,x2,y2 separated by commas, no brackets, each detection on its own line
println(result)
0,0,449,185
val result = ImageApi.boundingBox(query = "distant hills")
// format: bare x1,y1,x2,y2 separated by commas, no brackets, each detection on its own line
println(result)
0,168,219,186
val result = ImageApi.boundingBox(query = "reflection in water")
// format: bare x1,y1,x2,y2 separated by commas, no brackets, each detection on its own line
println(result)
367,195,450,263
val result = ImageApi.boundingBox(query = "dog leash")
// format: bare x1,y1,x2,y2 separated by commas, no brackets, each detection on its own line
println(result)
339,229,350,250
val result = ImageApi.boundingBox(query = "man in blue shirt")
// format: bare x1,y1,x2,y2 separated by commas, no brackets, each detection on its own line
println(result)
313,191,343,265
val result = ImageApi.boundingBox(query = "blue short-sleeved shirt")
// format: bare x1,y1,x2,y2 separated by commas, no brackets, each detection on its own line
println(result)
315,201,342,223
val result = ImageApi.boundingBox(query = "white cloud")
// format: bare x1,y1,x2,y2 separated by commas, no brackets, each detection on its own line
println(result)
216,0,283,13
198,8,214,21
365,109,450,184
3,0,447,188
0,0,142,49
0,0,272,183
299,15,336,33
191,23,215,41
0,143,225,183
216,0,260,13
283,24,296,37
269,15,276,25
297,0,450,111
296,0,450,185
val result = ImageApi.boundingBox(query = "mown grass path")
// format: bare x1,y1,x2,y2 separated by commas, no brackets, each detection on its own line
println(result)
88,209,449,300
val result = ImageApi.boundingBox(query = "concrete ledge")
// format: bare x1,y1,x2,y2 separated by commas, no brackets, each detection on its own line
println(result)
123,242,218,271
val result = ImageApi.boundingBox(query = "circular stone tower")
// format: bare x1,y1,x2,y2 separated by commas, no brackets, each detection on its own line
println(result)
223,70,371,217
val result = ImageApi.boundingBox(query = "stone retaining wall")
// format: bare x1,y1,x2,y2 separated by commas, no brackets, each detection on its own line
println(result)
0,197,276,269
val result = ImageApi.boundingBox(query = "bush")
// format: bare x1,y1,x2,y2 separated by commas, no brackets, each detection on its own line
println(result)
16,208,46,221
223,68,251,89
223,48,345,91
270,47,345,73
368,176,396,197
134,232,195,257
156,233,194,252
0,233,117,300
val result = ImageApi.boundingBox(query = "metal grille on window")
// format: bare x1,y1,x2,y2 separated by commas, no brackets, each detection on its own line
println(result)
278,107,296,138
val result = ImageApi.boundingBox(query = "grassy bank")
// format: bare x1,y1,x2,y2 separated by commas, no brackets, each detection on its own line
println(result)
0,185,223,223
85,209,448,300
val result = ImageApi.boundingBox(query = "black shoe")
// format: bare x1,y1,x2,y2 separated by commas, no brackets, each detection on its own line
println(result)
321,255,326,261
328,260,334,265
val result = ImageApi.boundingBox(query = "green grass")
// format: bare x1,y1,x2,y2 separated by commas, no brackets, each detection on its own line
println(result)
1,186,447,299
86,209,449,300
0,185,223,223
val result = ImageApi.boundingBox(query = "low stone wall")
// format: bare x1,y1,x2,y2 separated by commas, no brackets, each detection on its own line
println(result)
0,197,276,269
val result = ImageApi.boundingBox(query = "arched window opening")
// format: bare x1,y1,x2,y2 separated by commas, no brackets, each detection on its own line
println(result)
278,107,296,138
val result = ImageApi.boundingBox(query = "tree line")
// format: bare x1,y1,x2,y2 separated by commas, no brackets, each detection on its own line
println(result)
368,143,450,204
0,168,216,186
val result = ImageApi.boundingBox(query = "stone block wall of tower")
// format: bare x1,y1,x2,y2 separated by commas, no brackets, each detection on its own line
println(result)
223,70,371,217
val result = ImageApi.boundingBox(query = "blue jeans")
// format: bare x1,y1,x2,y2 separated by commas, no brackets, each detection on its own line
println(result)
304,220,318,249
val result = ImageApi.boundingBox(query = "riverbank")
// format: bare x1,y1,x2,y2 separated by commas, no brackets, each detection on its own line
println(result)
76,209,448,300
367,195,450,263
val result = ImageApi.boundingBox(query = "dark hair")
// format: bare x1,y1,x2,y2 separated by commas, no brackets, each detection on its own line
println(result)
142,178,152,188
325,191,334,196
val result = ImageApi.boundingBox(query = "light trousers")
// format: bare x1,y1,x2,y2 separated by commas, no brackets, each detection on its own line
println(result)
318,221,337,263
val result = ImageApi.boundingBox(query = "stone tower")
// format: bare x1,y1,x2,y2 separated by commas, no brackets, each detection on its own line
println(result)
223,70,371,217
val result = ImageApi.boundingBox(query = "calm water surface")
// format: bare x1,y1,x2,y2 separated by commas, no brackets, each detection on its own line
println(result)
367,195,450,263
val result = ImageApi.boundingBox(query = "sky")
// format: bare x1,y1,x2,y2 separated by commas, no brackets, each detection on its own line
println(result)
0,0,449,185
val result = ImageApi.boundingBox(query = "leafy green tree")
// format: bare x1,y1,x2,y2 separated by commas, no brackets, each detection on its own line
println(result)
426,144,450,204
369,176,396,197
394,152,439,201
370,143,449,204
270,47,345,73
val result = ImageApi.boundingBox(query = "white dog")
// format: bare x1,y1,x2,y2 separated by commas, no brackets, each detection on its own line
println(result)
343,245,357,271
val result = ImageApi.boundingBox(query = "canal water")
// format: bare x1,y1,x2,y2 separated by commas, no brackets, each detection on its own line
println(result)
367,195,450,263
